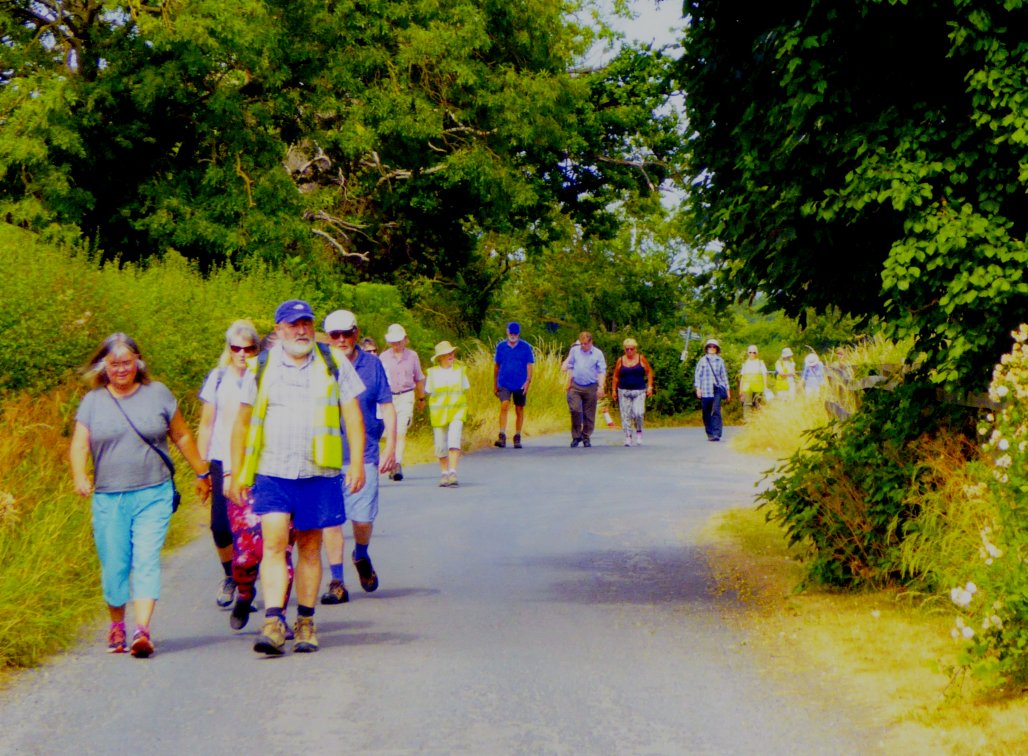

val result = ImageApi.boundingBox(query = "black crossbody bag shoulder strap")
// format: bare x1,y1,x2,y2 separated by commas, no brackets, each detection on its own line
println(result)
705,356,725,390
106,388,179,504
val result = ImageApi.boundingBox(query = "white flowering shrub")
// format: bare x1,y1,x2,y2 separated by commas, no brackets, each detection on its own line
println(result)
952,325,1028,687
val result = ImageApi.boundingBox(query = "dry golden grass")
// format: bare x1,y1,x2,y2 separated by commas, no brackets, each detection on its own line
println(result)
701,507,1028,753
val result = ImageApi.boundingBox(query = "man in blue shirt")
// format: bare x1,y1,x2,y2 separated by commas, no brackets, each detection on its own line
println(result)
493,322,535,449
320,310,397,604
561,331,607,447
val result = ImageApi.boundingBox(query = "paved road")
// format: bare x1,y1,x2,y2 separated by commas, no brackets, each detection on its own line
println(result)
0,428,880,755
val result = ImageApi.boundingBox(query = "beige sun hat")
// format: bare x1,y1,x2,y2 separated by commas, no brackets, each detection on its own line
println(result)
432,341,458,361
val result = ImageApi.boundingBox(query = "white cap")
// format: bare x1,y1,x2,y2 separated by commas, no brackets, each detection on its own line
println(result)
385,324,407,343
781,347,793,358
324,310,357,332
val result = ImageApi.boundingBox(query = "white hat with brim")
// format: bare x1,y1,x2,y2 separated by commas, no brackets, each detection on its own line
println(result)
704,338,720,350
385,324,407,343
432,341,458,361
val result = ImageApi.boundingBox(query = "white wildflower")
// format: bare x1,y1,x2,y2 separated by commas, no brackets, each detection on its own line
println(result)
997,384,1010,397
962,625,975,639
998,438,1010,451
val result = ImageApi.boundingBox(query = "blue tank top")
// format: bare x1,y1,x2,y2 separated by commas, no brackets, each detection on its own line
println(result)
618,361,647,390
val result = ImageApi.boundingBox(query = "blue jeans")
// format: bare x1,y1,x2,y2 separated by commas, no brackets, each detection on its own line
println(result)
92,480,174,606
701,394,723,440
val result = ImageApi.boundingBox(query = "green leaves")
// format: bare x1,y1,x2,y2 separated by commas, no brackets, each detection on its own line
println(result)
680,0,1028,391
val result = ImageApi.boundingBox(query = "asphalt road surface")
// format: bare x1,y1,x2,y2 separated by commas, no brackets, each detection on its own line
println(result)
0,427,881,755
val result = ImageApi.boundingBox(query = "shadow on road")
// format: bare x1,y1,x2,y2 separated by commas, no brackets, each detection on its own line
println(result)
519,545,717,606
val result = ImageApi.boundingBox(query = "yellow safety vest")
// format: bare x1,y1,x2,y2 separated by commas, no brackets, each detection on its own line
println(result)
238,346,343,486
427,365,469,427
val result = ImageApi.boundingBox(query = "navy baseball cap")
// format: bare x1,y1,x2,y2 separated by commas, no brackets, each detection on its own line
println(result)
274,299,315,324
507,322,521,335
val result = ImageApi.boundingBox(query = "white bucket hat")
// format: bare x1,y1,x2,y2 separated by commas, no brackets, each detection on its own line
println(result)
384,324,407,343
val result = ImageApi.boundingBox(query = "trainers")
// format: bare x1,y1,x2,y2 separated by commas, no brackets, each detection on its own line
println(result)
293,616,319,653
439,473,450,487
353,553,379,592
570,438,581,448
624,434,632,447
582,438,592,448
447,471,458,487
635,433,643,446
216,577,236,608
392,463,404,482
513,434,522,449
320,580,350,605
254,616,287,656
107,622,127,654
129,628,154,658
494,432,506,448
230,599,254,630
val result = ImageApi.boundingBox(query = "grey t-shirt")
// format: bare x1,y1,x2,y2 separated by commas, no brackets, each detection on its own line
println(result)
75,382,179,493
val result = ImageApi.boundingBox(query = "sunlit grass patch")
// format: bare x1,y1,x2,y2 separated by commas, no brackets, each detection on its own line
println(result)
701,506,1028,753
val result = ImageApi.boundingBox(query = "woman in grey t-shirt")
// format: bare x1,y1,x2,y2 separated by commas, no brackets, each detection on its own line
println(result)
69,333,211,658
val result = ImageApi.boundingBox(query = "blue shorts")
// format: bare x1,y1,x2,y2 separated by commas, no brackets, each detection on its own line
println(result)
343,463,379,524
252,474,345,531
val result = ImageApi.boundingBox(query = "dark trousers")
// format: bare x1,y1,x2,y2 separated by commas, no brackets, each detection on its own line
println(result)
701,395,723,440
567,383,598,440
209,459,233,549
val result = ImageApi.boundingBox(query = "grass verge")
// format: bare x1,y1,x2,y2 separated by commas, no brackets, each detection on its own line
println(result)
700,506,1028,754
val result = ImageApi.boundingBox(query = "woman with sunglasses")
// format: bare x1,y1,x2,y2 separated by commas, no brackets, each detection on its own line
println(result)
611,338,654,446
196,320,262,619
738,344,770,420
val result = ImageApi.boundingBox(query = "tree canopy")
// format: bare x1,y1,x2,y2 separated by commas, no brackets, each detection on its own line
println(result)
679,0,1028,389
1,0,685,333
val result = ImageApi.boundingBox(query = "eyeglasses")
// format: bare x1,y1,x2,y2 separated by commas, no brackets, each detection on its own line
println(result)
329,329,357,340
625,347,636,351
747,351,758,355
229,344,258,354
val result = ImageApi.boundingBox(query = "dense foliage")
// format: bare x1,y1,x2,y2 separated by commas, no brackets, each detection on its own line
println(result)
0,0,685,332
760,381,976,588
679,0,1028,391
948,326,1028,687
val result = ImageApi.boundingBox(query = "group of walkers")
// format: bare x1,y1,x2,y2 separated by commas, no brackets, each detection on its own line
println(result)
71,302,822,659
694,339,829,442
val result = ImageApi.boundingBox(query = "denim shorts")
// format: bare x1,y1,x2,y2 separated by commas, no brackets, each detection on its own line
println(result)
252,474,345,531
343,463,379,524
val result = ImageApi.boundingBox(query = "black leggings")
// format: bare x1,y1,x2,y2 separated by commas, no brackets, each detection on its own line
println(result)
209,459,233,549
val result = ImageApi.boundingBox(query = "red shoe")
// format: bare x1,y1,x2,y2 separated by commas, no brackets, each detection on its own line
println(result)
130,627,154,658
107,622,127,654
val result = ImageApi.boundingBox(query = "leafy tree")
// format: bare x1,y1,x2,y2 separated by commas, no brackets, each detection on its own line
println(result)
679,0,1028,390
0,1,686,334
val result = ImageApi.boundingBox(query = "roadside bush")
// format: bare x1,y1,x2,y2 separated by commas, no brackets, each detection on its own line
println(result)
947,325,1028,689
760,381,975,588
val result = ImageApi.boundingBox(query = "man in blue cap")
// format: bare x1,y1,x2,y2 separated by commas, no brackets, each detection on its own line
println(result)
492,321,535,449
230,299,367,655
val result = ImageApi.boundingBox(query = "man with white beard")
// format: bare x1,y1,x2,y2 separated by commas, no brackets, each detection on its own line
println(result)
230,299,366,655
